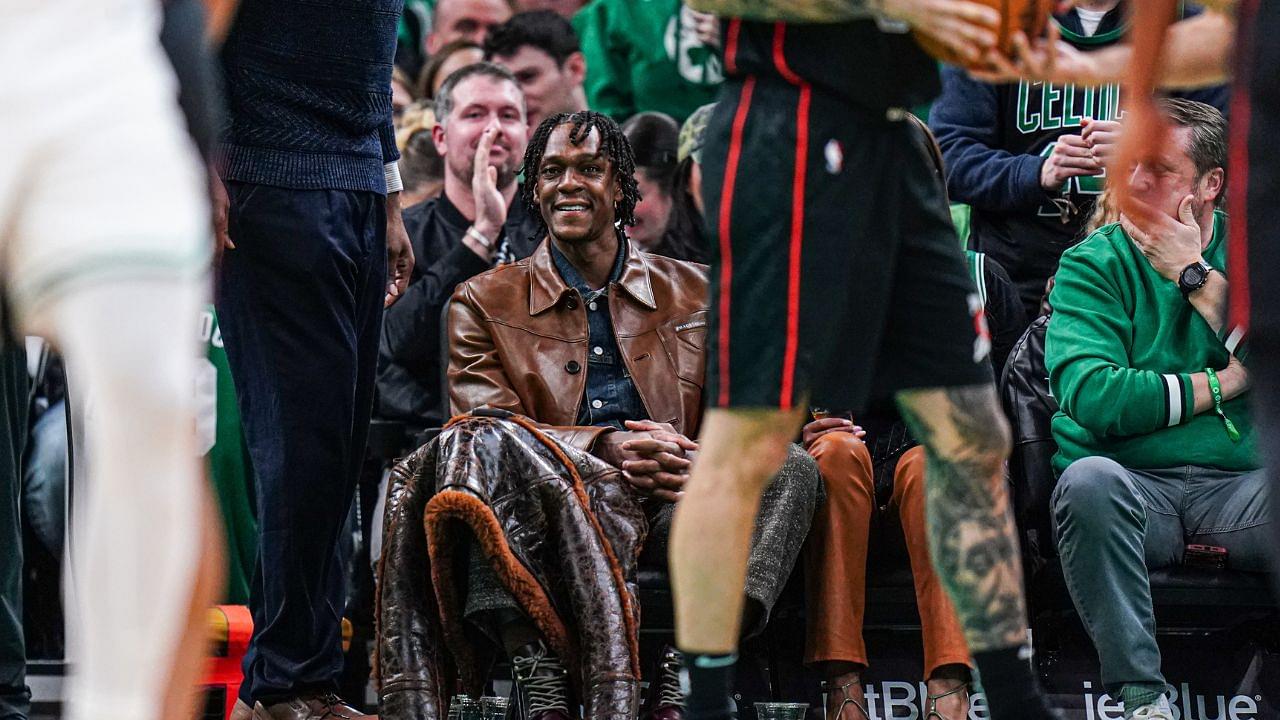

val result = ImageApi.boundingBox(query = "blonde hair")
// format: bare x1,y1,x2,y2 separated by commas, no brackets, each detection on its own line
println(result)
396,99,437,151
1085,188,1120,235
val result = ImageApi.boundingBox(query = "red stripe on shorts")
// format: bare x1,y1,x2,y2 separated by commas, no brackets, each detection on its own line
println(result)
725,19,742,75
771,22,804,85
717,78,756,407
773,22,809,410
1228,0,1259,331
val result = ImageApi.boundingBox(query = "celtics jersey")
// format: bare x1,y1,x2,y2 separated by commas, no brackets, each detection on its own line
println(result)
575,0,723,122
199,306,256,604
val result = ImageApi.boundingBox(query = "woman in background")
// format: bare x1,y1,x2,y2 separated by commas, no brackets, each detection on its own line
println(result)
621,112,681,255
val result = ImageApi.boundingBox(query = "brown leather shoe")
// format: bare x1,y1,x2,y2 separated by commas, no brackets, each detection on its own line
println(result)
230,699,254,720
252,694,375,720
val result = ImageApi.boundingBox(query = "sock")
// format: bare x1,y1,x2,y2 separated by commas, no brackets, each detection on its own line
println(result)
1120,684,1166,717
972,647,1060,720
680,652,738,720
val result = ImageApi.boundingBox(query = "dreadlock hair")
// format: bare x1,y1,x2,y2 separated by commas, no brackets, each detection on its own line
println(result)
521,110,640,236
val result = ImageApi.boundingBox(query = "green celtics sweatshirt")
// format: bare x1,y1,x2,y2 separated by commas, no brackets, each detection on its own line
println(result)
199,306,258,604
573,0,722,123
1045,209,1256,476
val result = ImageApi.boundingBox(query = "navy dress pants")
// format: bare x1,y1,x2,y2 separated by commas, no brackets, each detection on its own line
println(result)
217,183,386,704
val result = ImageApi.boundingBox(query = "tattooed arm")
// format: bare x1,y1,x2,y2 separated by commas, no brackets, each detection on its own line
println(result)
896,384,1029,652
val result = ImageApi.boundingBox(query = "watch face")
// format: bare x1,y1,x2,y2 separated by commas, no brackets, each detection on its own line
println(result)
1181,263,1207,290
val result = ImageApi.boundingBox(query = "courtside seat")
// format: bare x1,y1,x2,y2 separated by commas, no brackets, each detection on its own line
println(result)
1001,315,1278,677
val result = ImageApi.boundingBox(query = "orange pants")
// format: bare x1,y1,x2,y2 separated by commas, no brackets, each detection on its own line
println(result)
803,433,970,676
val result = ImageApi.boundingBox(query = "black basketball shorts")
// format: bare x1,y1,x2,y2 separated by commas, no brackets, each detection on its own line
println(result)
701,76,993,412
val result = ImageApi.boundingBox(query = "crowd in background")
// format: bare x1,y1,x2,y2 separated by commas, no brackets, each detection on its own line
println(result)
1,2,1269,720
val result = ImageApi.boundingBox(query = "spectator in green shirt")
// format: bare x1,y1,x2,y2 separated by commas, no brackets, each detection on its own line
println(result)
1046,99,1268,720
573,0,722,124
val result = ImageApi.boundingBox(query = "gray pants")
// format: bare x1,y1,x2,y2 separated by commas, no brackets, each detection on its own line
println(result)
1052,457,1272,698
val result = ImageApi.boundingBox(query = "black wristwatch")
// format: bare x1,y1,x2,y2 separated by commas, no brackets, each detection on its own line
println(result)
1178,260,1213,297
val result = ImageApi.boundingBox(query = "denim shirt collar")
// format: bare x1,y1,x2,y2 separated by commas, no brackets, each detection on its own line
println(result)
550,234,628,301
528,230,658,315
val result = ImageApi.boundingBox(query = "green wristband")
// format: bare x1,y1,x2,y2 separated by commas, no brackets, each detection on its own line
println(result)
1205,367,1242,443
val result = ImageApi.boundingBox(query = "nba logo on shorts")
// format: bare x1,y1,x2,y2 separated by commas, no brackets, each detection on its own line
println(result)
968,293,992,363
824,140,844,174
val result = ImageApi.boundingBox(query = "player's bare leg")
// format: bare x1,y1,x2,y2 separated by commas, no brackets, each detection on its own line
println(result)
897,384,1059,720
158,484,226,719
36,280,209,720
668,405,806,718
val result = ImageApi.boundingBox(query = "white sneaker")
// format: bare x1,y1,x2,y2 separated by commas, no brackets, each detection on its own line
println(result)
1130,696,1173,720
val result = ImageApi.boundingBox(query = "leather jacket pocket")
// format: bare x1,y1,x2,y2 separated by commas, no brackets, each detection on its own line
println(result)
657,310,708,389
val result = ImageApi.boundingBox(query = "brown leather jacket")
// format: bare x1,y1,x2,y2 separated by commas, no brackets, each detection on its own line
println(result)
448,237,710,449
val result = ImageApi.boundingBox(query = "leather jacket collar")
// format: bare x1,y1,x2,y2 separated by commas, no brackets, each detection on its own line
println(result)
529,231,658,315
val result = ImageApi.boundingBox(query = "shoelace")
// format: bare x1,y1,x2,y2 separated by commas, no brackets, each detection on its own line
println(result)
512,647,572,715
316,694,358,719
657,648,685,708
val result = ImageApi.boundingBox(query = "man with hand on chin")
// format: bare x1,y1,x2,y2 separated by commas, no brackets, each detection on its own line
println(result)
1045,98,1268,720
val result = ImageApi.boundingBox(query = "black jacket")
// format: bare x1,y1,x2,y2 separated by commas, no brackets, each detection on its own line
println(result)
376,192,541,428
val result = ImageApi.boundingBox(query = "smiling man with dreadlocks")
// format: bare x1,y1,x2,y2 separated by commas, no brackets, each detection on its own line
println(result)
385,110,822,719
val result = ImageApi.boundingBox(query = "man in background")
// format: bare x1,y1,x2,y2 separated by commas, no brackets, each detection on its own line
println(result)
485,11,589,136
377,63,540,432
428,0,513,54
1046,99,1263,720
930,0,1229,317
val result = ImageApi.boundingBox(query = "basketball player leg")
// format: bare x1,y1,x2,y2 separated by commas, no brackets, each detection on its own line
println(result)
673,72,893,719
895,385,1023,651
160,485,226,719
4,23,217,712
28,278,211,720
668,407,805,718
669,406,805,654
668,73,811,718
